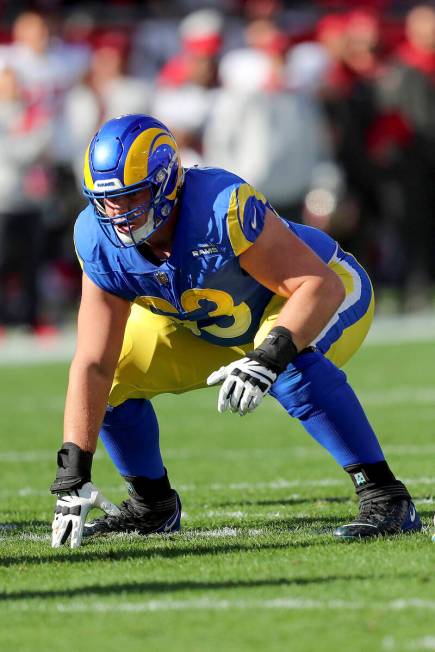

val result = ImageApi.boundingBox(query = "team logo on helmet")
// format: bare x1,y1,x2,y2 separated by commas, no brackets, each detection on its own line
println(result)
82,114,184,248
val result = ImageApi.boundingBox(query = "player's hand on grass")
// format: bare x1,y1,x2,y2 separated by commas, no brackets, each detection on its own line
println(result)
51,482,120,549
207,357,277,416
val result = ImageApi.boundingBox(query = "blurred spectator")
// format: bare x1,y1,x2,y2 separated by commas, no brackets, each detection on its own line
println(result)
285,41,332,96
217,46,274,90
130,16,181,81
152,85,210,167
203,39,332,218
88,32,151,119
0,11,90,163
203,9,333,217
342,9,381,76
0,1,433,327
374,4,435,307
0,65,53,333
158,8,223,88
244,17,289,89
152,9,225,167
283,25,361,244
315,9,387,271
63,31,151,188
0,10,92,332
241,0,284,22
301,160,360,242
316,13,348,63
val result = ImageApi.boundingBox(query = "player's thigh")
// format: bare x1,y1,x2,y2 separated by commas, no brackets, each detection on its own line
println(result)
109,304,248,406
254,250,374,369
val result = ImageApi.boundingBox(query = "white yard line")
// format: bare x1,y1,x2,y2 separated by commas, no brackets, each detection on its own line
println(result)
358,388,435,406
0,526,271,541
1,517,433,543
2,495,434,538
3,597,435,613
366,312,435,345
1,387,435,415
0,475,434,500
8,478,435,502
1,443,435,465
0,329,76,366
206,477,435,491
0,450,104,463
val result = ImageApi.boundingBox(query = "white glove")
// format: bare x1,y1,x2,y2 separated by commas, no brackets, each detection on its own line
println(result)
207,356,277,416
52,481,121,549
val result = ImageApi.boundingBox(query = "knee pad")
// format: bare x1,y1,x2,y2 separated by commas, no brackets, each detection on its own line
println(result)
270,350,348,420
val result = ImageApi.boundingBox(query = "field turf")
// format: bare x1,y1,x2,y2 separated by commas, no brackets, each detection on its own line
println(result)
0,339,434,652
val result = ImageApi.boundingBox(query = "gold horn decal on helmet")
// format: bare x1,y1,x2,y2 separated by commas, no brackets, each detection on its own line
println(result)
83,144,94,190
123,128,177,187
166,153,183,201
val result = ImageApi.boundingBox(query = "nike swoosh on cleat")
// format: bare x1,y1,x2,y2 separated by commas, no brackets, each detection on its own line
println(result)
163,506,180,532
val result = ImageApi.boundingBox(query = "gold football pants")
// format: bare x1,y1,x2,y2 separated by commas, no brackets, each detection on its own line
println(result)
108,251,374,407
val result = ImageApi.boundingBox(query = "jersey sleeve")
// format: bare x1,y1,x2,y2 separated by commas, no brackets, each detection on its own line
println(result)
73,210,135,301
223,182,269,256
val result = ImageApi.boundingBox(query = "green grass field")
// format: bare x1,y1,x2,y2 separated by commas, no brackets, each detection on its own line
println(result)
1,339,434,652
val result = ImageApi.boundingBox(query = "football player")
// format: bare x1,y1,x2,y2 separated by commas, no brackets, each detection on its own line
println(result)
51,114,421,548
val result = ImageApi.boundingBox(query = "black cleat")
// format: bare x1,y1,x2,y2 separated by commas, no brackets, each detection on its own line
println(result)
83,490,181,538
334,497,421,540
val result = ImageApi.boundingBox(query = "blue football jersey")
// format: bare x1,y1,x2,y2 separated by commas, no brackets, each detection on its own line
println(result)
74,166,338,346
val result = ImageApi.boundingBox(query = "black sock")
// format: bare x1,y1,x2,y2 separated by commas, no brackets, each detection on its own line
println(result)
344,461,410,501
123,469,175,509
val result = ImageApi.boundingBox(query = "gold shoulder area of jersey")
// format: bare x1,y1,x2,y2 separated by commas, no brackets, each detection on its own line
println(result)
191,244,221,257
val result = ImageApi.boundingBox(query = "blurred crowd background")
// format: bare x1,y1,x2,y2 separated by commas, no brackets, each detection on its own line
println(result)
0,0,435,338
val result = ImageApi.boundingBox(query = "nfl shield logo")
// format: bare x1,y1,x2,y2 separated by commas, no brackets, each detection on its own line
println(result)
154,271,170,286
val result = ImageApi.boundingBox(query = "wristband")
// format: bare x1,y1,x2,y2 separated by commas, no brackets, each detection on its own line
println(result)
247,326,298,374
50,442,93,493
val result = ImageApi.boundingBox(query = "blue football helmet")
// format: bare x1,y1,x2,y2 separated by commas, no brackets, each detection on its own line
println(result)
83,114,184,247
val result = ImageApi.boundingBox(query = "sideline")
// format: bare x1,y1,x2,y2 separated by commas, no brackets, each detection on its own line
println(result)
0,312,434,365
